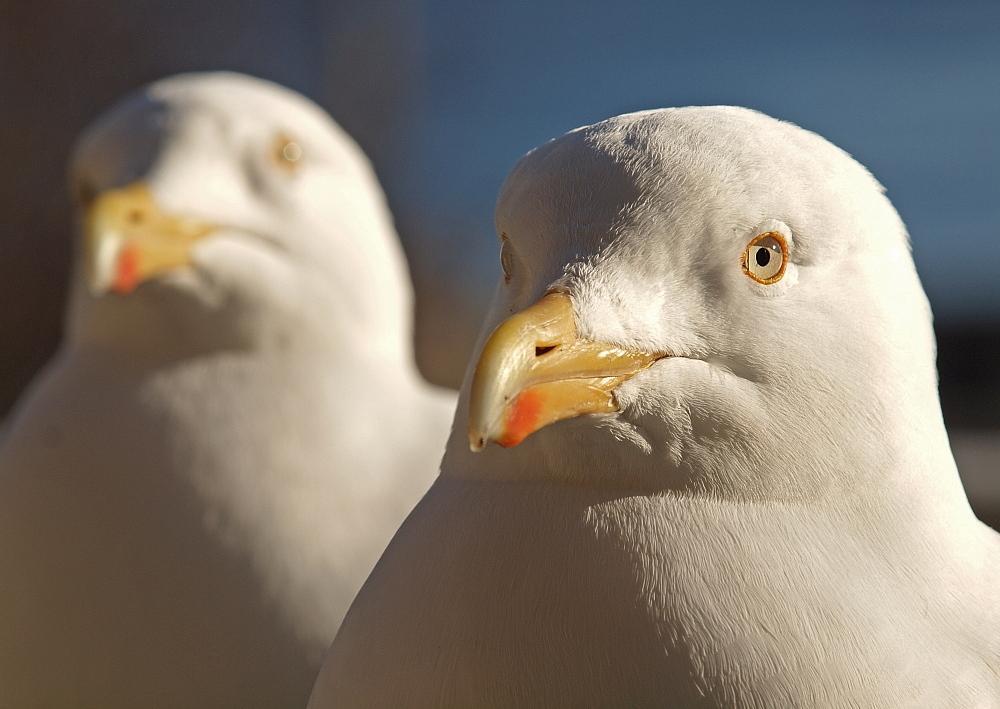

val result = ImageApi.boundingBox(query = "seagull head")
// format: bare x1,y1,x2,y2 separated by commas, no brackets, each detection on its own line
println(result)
450,107,947,499
67,72,410,358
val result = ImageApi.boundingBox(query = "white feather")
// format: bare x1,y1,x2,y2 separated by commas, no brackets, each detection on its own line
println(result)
0,72,454,708
310,106,1000,708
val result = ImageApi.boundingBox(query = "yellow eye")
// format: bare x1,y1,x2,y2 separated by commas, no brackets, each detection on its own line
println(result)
742,231,788,284
500,234,514,283
271,133,303,172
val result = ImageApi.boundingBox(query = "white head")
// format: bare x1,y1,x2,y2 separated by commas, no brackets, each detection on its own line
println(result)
447,107,954,504
67,72,411,363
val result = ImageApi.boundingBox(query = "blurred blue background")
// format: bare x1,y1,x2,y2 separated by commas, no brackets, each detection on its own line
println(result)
1,1,998,480
406,0,1000,322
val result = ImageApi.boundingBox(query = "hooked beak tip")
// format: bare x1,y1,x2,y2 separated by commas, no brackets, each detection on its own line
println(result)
466,291,664,451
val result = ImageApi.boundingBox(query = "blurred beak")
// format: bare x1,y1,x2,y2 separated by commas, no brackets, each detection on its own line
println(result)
85,182,217,295
468,291,664,451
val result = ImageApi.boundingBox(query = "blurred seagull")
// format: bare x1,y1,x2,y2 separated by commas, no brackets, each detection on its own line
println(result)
309,107,1000,708
0,72,454,708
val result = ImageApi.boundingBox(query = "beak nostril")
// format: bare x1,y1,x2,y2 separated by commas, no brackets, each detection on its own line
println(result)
126,209,144,225
535,345,557,358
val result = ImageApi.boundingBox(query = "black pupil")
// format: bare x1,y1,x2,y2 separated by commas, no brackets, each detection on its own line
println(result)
755,247,771,268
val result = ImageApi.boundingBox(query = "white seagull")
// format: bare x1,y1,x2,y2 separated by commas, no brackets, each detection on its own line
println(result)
309,107,1000,708
0,72,454,708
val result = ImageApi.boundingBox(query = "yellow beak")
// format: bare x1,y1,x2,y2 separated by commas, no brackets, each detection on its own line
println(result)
468,292,664,451
85,182,217,295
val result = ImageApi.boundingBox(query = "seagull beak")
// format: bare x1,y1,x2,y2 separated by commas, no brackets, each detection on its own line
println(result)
468,291,664,451
85,182,217,295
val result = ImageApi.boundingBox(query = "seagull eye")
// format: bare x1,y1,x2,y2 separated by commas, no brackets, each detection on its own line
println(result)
75,177,99,208
270,133,304,173
500,235,514,284
742,231,788,285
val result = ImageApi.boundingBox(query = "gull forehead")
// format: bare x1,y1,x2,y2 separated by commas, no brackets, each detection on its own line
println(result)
495,106,904,265
151,75,342,137
72,72,367,175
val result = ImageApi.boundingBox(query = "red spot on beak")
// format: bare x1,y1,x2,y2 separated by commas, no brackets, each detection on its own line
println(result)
498,388,543,448
113,244,140,294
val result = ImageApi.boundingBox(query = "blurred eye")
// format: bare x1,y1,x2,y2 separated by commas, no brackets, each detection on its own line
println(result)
742,231,788,284
499,235,516,284
270,133,304,173
75,177,99,208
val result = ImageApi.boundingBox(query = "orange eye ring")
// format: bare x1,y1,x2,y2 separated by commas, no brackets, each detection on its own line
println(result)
271,133,303,173
742,231,789,285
